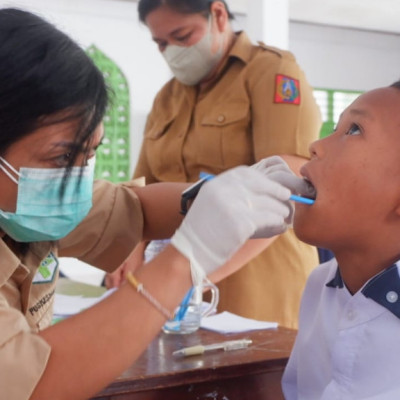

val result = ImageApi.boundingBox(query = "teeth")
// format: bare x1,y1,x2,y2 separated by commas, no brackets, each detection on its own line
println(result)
304,179,317,199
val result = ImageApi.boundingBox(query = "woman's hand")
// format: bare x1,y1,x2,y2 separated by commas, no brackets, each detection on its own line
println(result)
252,155,315,198
171,165,292,284
104,241,147,289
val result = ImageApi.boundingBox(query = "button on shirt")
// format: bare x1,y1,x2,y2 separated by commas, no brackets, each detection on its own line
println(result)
282,258,400,399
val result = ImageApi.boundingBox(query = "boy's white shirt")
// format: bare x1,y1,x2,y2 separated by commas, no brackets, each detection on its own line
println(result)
282,258,400,400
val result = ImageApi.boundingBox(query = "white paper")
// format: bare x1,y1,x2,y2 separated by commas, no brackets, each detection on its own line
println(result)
53,289,115,317
200,311,278,333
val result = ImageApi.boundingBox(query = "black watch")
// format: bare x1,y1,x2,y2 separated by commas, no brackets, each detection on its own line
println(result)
180,178,209,215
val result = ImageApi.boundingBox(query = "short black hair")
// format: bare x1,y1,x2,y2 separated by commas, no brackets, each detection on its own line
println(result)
138,0,234,23
390,80,400,90
0,8,108,168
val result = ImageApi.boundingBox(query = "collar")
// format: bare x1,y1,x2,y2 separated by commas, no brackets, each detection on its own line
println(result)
0,238,22,287
228,31,254,65
208,31,253,82
326,263,400,319
326,267,344,289
0,238,54,287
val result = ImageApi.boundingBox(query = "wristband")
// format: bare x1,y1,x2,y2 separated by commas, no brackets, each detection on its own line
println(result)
126,272,174,320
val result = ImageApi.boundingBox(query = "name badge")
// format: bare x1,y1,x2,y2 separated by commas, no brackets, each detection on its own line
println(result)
33,252,58,284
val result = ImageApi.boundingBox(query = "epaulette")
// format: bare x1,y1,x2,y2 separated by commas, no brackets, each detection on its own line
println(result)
257,41,295,61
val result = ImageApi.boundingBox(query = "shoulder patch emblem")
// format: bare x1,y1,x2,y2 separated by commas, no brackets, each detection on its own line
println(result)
274,74,301,105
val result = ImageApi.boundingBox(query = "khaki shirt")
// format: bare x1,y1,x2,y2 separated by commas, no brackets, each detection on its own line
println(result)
135,31,321,182
0,179,143,399
135,31,321,328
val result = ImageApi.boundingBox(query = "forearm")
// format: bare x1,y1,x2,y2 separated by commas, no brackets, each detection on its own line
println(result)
205,156,307,284
208,238,276,283
133,182,189,240
104,240,149,289
33,245,191,400
278,154,308,176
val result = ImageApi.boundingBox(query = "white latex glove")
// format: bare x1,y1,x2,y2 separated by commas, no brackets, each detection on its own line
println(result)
171,166,292,285
252,156,316,198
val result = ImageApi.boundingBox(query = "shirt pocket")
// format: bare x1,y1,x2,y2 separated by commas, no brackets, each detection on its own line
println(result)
198,101,253,169
143,112,182,179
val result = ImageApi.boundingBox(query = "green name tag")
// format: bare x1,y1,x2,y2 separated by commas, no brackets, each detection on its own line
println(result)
33,252,58,284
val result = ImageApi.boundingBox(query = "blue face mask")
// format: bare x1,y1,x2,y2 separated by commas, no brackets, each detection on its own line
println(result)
0,157,94,242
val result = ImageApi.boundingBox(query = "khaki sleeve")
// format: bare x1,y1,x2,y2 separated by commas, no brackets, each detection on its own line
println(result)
0,296,51,400
249,49,322,161
58,179,144,272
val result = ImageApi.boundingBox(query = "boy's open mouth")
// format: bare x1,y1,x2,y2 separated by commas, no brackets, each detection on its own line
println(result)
304,178,317,200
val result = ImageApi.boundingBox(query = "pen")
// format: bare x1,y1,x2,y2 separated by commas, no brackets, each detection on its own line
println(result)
173,339,252,357
199,172,315,205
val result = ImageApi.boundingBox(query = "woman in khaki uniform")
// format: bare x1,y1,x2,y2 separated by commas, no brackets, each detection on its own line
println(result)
124,0,322,329
0,8,304,399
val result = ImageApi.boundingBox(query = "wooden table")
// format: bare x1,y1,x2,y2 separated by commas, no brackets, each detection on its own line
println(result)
91,327,296,400
56,279,296,399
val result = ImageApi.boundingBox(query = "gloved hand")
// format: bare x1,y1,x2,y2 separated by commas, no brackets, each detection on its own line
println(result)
252,156,316,198
170,166,292,285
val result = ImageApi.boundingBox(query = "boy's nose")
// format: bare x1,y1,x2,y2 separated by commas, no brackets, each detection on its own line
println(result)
309,135,330,160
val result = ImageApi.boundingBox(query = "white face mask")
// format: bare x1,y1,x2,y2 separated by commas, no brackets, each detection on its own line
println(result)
162,16,225,86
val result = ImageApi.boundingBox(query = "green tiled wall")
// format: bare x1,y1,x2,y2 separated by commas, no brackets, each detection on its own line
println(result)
87,45,130,183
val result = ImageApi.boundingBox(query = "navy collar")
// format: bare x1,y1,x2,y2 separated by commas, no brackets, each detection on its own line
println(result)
326,264,400,319
326,267,344,289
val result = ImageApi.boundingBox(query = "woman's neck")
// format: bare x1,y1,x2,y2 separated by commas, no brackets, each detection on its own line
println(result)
198,30,236,93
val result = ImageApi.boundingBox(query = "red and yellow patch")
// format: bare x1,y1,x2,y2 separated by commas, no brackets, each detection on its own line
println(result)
274,74,301,105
